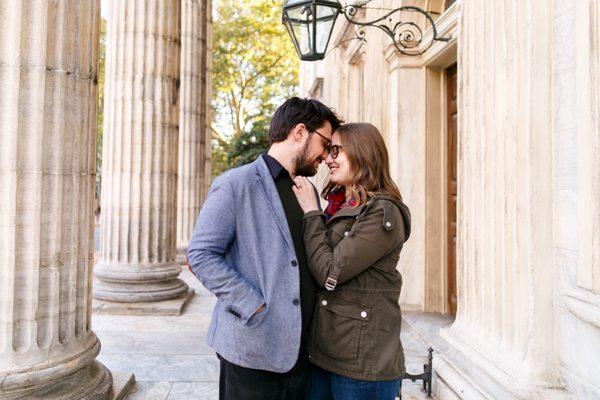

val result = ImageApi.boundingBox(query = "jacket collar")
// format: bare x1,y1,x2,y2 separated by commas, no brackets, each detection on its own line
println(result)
252,156,295,254
326,203,365,225
261,152,286,180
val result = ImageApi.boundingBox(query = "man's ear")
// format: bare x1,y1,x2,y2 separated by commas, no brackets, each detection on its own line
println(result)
290,123,306,143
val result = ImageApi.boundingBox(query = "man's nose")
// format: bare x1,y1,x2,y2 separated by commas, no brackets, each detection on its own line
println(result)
320,147,329,159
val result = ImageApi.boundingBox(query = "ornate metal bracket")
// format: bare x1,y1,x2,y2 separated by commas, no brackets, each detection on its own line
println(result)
400,347,433,399
342,5,450,56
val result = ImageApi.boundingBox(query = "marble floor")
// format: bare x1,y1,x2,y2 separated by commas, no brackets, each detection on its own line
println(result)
93,269,435,400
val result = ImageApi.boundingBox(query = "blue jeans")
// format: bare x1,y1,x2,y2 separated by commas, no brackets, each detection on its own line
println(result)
309,365,401,400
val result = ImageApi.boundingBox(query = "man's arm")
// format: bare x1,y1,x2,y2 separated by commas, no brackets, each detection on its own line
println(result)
187,173,264,324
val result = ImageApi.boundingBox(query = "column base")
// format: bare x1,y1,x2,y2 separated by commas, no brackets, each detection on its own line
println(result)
93,288,194,316
2,361,112,400
108,371,136,400
94,262,190,303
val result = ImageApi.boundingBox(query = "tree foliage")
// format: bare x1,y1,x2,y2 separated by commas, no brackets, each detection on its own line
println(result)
227,120,271,167
95,18,107,216
211,0,299,176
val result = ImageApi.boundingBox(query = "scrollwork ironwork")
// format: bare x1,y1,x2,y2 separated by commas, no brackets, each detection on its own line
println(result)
341,5,449,56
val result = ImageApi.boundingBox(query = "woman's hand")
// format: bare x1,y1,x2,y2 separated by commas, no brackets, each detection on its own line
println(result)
292,176,320,214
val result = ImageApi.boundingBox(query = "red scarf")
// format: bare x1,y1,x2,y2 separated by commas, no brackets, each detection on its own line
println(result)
324,187,358,219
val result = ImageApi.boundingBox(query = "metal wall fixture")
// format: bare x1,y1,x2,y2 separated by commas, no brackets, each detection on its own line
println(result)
282,0,450,61
400,347,434,399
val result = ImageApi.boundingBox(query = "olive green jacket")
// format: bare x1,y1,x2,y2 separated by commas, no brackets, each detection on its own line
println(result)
303,195,411,381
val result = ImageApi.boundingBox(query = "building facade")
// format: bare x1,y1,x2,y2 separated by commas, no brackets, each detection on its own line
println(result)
300,0,600,398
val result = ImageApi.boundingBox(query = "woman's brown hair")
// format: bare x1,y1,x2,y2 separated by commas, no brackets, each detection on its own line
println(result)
322,122,403,206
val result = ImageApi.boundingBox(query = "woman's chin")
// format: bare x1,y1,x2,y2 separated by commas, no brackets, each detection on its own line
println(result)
329,176,341,186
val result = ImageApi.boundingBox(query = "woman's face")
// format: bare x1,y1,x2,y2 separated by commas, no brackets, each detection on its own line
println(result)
326,133,351,186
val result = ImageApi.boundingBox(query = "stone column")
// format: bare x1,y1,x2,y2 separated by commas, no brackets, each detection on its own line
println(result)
176,0,212,264
554,0,600,397
437,0,567,398
0,2,112,398
94,0,192,314
204,0,213,194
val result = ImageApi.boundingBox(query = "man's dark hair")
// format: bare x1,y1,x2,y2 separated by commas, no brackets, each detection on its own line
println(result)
268,97,342,145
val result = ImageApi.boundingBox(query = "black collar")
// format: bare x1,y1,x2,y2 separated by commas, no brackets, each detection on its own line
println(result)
261,152,290,180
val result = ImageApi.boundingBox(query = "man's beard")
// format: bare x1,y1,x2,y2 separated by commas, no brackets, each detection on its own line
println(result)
294,141,319,177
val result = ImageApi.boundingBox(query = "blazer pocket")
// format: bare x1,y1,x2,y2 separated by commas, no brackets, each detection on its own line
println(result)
314,294,371,363
245,304,268,328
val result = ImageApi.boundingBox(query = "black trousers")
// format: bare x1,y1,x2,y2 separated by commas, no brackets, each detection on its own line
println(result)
218,354,311,400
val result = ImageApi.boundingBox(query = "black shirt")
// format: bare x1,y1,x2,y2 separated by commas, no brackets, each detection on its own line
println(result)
262,153,317,363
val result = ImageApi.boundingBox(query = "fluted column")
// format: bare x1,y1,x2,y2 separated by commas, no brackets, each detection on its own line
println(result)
94,0,190,306
176,0,212,264
440,0,563,397
0,2,112,398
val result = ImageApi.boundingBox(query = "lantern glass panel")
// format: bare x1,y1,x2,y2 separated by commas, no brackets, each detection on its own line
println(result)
283,0,309,7
285,6,313,56
315,7,338,53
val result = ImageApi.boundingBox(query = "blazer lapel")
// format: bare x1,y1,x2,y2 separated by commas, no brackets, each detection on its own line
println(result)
253,157,296,254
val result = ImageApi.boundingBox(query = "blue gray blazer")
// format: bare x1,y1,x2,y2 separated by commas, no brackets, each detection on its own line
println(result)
187,156,302,373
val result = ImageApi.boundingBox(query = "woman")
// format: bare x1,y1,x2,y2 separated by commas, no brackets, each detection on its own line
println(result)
292,123,411,400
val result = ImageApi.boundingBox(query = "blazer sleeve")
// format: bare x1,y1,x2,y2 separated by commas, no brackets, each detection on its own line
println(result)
302,204,405,288
187,173,264,324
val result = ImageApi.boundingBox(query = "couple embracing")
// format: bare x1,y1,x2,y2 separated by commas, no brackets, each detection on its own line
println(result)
187,97,411,400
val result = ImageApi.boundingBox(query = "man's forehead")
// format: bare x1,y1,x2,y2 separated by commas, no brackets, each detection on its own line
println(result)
320,120,333,138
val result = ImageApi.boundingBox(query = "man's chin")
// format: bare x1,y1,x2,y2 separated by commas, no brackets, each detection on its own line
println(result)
296,166,318,177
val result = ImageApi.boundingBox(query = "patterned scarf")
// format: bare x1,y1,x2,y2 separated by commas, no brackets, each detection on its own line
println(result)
324,187,358,219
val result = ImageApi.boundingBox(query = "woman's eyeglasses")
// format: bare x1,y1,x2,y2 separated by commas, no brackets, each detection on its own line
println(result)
309,129,342,158
329,144,343,159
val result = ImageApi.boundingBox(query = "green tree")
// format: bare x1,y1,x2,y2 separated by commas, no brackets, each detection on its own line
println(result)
211,0,299,176
95,18,107,217
227,120,270,168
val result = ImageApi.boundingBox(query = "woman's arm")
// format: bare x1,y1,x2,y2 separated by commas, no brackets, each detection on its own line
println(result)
302,205,405,288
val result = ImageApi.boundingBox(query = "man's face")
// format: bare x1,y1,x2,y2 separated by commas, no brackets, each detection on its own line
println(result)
294,120,333,177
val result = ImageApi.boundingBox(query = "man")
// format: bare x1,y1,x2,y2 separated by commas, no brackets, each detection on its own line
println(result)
187,97,341,399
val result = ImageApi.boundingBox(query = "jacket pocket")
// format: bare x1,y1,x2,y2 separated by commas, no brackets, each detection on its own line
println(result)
314,294,371,363
245,304,268,328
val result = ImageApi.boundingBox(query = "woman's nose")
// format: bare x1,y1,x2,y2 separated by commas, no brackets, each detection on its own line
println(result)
325,152,334,166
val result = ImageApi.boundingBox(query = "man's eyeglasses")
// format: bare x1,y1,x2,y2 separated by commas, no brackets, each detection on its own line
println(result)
311,129,331,153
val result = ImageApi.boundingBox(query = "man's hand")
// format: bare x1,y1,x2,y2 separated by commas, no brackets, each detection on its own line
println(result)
253,304,265,316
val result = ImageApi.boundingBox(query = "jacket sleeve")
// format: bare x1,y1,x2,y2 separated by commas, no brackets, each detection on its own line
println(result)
302,205,405,288
186,173,264,324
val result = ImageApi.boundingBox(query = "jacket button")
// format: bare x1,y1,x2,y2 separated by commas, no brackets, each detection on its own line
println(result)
385,221,392,228
321,300,328,306
291,260,298,267
360,311,368,318
293,299,300,306
344,231,350,236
